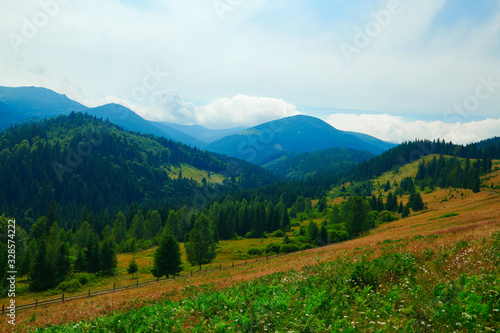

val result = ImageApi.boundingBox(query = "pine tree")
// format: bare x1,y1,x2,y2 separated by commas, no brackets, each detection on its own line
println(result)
402,204,411,218
318,224,329,246
86,232,101,273
29,238,53,291
152,232,183,278
127,258,138,274
112,211,126,244
55,242,70,282
100,238,117,276
75,247,87,272
307,221,318,244
411,192,424,212
281,208,291,231
185,214,216,270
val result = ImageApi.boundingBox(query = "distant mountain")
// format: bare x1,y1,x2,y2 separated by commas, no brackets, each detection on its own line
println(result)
0,86,87,118
263,147,374,180
0,86,204,147
0,101,26,131
164,123,246,144
206,115,395,165
83,104,204,147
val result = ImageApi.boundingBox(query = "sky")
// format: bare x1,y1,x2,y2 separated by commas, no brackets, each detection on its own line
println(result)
0,0,499,143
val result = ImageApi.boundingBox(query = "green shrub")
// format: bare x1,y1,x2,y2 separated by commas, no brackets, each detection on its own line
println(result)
140,240,153,250
264,243,281,254
350,261,378,288
57,279,82,293
270,230,285,238
301,243,314,251
280,243,300,253
378,210,398,223
73,272,96,285
328,229,349,243
247,248,262,256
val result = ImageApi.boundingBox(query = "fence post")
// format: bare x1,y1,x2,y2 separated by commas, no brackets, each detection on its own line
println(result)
173,274,175,280
113,283,116,292
88,289,90,297
35,299,38,308
2,304,4,315
136,280,139,287
220,264,222,270
232,262,234,268
191,270,193,276
62,294,65,303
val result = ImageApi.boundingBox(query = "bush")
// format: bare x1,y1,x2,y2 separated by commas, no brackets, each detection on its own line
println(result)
290,221,300,227
328,229,349,243
57,279,83,293
245,231,254,239
301,243,314,251
264,242,281,254
378,210,398,223
280,243,300,254
247,248,262,256
350,261,378,288
73,273,96,286
270,230,285,238
140,240,153,250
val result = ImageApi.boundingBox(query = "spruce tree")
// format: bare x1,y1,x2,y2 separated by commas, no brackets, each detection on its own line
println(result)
185,214,216,270
113,211,127,244
100,238,117,276
29,238,53,291
152,232,182,278
127,258,139,274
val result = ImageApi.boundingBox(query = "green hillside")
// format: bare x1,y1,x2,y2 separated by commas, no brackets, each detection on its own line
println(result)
0,113,277,230
263,147,374,180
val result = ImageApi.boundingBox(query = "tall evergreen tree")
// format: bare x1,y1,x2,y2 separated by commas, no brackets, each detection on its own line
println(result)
86,232,101,273
113,211,126,244
100,239,117,276
152,232,183,278
29,238,53,291
185,214,217,270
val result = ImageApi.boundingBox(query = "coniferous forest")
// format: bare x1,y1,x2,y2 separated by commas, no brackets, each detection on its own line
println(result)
1,113,499,294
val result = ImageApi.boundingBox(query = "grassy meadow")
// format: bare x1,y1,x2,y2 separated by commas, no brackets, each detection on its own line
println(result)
2,157,500,332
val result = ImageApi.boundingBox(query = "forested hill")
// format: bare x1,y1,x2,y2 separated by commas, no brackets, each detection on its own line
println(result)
0,113,277,231
263,147,374,180
351,139,500,181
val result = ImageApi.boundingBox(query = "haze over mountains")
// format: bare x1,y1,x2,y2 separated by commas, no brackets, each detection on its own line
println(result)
0,86,397,179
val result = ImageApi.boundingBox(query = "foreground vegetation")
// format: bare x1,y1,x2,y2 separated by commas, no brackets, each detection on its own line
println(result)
32,231,500,332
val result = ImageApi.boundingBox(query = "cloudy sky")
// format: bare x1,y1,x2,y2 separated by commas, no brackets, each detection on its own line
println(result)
1,0,499,143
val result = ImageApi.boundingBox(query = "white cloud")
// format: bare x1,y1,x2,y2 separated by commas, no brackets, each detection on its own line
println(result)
325,113,500,145
0,0,499,128
148,90,300,129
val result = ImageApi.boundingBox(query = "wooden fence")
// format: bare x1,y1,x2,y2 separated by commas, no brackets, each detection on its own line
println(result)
1,251,299,315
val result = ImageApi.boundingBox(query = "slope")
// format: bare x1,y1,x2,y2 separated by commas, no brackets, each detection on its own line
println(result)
164,122,246,144
0,113,277,229
263,147,374,180
0,86,87,119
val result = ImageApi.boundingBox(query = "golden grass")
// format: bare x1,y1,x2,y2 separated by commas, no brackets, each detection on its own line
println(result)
6,186,500,332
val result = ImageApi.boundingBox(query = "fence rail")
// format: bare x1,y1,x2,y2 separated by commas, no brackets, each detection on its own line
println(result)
1,251,303,315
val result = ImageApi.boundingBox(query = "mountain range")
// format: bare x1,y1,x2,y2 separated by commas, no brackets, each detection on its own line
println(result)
0,86,397,179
